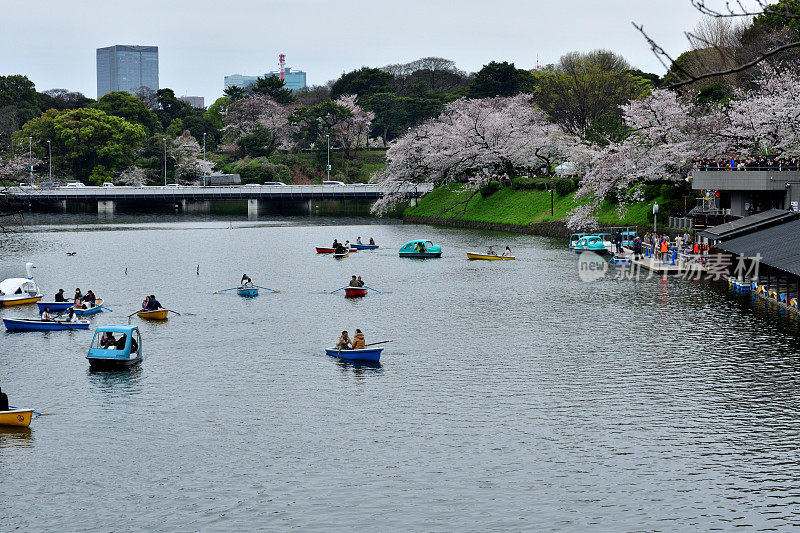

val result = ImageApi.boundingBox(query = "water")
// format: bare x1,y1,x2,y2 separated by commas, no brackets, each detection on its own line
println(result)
2,216,800,531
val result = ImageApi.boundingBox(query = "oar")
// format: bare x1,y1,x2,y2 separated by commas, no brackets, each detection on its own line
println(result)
213,287,240,294
363,285,381,294
98,304,113,312
253,285,280,293
166,309,182,316
51,319,77,331
127,310,141,318
330,286,348,294
364,339,399,347
8,406,52,416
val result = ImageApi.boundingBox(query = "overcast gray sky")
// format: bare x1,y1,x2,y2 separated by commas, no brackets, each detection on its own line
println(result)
3,0,720,103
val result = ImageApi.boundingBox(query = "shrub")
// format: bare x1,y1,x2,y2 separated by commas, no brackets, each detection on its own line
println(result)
660,183,678,200
643,184,660,201
535,180,549,190
480,180,502,198
232,158,291,184
554,178,575,196
511,177,536,190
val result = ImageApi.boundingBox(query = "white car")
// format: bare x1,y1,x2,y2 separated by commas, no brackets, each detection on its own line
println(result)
65,181,86,188
102,182,115,188
262,181,288,186
322,180,346,186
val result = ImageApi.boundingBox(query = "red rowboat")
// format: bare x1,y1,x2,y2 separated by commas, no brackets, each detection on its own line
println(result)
316,247,357,254
344,287,368,298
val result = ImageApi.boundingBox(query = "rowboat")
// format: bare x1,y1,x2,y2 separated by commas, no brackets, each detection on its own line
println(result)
74,298,104,316
237,287,259,297
37,301,74,312
399,239,442,258
344,287,368,297
3,318,90,331
87,325,142,369
316,247,357,254
466,252,515,261
0,409,34,428
333,251,349,259
351,244,379,250
0,263,42,307
325,347,383,362
136,309,168,320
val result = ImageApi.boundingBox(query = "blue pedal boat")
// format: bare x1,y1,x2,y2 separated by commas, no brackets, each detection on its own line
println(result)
3,317,90,331
399,239,442,258
36,301,73,312
352,244,379,250
325,347,384,362
86,325,142,369
237,287,259,297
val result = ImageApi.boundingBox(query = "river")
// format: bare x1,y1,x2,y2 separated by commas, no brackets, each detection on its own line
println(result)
1,215,800,531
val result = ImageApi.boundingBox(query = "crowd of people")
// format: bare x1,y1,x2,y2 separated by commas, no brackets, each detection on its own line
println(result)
627,231,707,262
694,157,800,171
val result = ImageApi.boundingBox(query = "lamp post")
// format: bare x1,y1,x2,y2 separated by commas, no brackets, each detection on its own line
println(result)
326,134,330,181
47,140,51,181
28,136,32,179
202,133,207,187
163,138,167,186
653,202,659,233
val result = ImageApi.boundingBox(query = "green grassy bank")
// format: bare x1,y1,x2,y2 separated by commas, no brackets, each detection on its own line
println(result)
404,184,675,228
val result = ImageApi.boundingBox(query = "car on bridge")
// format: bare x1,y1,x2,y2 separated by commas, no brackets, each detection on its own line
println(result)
322,180,346,186
262,182,287,186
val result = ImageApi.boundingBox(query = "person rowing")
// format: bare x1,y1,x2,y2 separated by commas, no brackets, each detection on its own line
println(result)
241,274,253,288
334,243,347,254
336,330,351,350
369,237,375,245
41,307,53,321
65,308,78,323
349,275,359,287
487,245,497,256
147,295,163,311
356,236,362,245
332,239,340,249
83,290,96,307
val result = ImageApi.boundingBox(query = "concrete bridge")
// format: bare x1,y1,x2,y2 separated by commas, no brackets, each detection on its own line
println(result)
3,183,433,215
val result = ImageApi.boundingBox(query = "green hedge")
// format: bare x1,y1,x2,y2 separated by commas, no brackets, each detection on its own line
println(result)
480,180,502,198
554,178,576,196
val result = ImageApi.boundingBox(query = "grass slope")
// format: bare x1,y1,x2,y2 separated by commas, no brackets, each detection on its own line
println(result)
405,184,666,227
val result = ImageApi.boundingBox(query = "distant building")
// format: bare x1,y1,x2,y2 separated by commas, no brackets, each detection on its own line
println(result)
224,68,307,92
97,45,159,98
180,96,205,108
267,68,307,91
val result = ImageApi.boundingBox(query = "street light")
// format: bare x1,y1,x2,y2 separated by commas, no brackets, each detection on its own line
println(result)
653,202,659,233
47,140,51,181
203,133,207,187
28,136,32,179
326,134,331,181
163,137,167,186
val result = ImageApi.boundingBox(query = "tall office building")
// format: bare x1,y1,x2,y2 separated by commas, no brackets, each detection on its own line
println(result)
97,45,159,98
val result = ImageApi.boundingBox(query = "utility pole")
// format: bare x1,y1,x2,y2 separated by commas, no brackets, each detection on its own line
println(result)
47,140,51,180
203,133,207,186
326,134,331,181
28,136,32,179
163,138,167,186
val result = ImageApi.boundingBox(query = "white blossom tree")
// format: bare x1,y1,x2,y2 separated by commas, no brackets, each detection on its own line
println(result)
372,95,581,214
116,166,146,186
223,94,295,151
332,95,374,158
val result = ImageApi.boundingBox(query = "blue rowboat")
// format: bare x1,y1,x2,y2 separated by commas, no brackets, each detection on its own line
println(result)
86,325,142,369
74,298,104,316
36,301,73,312
237,287,259,297
352,244,379,250
3,317,90,331
325,347,383,362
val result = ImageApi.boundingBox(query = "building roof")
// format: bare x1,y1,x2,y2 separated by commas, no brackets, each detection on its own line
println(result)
700,209,799,241
716,218,800,277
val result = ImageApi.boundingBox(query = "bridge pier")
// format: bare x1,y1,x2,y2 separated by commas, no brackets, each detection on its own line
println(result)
97,200,115,214
182,199,211,214
60,200,67,212
247,199,259,219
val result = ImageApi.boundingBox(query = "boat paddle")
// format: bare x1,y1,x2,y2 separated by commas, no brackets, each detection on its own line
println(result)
97,304,113,312
329,286,348,294
363,285,381,294
8,406,53,416
166,309,182,316
253,285,280,293
364,339,400,347
127,310,141,318
212,287,240,294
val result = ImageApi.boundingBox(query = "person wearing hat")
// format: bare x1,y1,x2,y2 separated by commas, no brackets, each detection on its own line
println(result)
54,289,68,302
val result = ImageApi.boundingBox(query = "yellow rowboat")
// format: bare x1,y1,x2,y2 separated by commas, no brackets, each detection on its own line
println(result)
466,252,515,261
137,309,169,320
0,409,34,428
0,295,43,307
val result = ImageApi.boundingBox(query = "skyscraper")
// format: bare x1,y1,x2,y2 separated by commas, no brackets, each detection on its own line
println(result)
96,45,159,98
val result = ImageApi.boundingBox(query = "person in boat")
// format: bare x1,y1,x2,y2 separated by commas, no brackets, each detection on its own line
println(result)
141,295,150,309
131,336,139,354
100,332,116,348
74,288,82,302
349,275,359,287
241,274,253,288
369,237,375,245
487,245,497,256
415,241,427,254
351,329,365,350
336,330,351,350
114,334,128,350
344,240,350,250
502,246,512,257
356,236,362,245
41,307,53,321
356,276,364,287
0,386,8,411
54,288,68,302
334,243,347,254
83,290,96,307
147,295,163,311
66,308,78,323
332,239,340,249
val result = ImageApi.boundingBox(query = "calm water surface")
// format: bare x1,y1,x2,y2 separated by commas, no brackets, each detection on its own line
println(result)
2,215,800,531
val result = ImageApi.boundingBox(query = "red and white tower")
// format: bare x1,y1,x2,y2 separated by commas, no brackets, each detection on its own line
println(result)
278,53,286,81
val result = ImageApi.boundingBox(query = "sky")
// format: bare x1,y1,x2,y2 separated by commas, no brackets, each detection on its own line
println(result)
2,0,731,104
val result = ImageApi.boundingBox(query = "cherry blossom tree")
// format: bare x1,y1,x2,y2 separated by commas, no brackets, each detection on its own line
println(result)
332,95,374,158
372,95,581,214
171,130,204,184
116,166,146,186
223,95,295,151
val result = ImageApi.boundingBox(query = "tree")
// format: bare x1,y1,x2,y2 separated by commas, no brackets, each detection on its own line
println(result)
171,130,203,183
332,95,374,158
372,95,581,214
204,97,230,130
251,75,295,104
0,75,40,127
383,57,470,96
117,166,146,186
15,107,146,183
294,85,332,106
330,67,394,99
223,85,247,102
467,61,534,98
533,50,650,138
155,88,192,128
93,91,160,135
38,89,92,111
360,92,444,145
289,100,353,151
223,95,294,151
